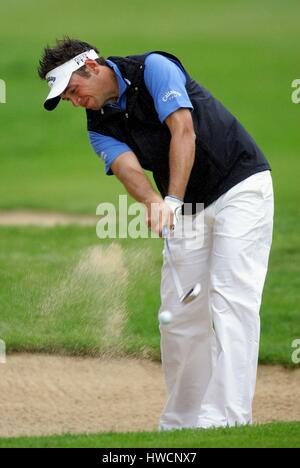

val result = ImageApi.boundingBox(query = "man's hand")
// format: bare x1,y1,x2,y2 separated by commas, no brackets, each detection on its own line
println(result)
145,195,183,236
164,195,183,227
145,199,173,236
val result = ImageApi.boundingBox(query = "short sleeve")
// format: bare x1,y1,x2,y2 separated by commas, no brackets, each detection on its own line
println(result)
89,131,132,175
144,53,193,123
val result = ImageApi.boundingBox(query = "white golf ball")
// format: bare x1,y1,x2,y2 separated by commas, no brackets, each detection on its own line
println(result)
159,310,172,325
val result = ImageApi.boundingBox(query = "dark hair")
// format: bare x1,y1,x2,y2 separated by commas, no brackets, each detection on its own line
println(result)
38,37,105,79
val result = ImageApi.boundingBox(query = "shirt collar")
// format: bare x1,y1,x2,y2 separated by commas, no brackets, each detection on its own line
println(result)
105,59,131,102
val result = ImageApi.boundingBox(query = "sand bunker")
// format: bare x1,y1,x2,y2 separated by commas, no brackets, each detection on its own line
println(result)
0,355,299,437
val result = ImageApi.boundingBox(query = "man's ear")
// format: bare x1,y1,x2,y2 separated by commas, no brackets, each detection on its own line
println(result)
84,59,100,74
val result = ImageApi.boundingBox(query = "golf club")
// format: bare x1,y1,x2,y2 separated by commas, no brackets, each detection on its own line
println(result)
162,225,201,304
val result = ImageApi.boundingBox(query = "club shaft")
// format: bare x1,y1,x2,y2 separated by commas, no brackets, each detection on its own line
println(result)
164,236,185,300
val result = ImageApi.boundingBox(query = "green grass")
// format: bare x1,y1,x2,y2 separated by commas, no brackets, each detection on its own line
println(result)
0,225,299,365
0,422,299,448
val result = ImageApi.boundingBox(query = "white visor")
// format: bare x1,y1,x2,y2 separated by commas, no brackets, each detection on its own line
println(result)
44,49,99,110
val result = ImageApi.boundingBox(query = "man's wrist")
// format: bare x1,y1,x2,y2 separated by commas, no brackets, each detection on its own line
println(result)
144,192,163,208
165,195,183,204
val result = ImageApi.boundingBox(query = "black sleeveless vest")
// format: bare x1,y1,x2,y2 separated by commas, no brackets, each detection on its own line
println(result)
87,51,270,209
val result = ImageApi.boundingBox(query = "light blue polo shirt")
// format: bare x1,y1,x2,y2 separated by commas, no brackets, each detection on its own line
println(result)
89,53,193,175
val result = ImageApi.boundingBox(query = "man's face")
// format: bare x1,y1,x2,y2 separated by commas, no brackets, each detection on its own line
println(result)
61,61,117,110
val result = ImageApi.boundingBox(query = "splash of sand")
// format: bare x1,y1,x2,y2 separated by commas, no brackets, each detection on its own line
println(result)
39,243,152,356
40,244,128,353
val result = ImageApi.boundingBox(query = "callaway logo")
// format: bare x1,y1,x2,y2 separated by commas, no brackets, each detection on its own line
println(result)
47,76,56,88
74,52,89,66
162,90,182,102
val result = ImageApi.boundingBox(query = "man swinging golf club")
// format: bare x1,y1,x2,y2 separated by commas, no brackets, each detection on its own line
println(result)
38,38,274,430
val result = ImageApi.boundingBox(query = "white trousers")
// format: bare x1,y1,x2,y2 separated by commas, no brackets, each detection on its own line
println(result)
159,171,274,430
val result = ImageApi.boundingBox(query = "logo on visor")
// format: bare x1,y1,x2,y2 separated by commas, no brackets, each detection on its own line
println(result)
74,52,89,66
47,76,56,88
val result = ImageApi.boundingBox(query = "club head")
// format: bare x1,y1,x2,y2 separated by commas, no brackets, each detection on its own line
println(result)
180,283,201,304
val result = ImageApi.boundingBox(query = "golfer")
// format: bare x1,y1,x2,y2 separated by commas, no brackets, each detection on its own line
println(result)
38,38,274,430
